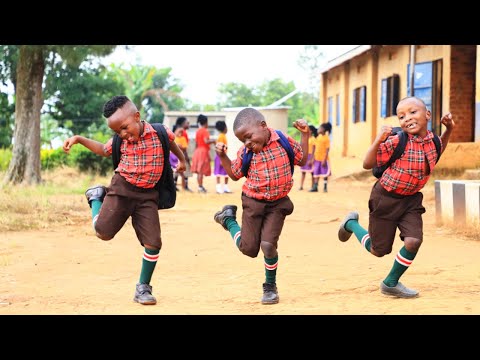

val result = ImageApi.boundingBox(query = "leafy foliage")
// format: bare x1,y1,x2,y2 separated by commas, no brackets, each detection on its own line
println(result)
217,78,320,128
107,64,185,123
0,148,12,171
0,92,14,148
43,64,124,135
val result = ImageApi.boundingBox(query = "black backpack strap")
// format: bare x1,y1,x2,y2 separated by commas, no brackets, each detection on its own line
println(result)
240,130,295,178
373,130,408,178
112,134,121,170
432,134,442,164
240,147,253,177
275,130,295,175
151,123,170,170
388,130,408,166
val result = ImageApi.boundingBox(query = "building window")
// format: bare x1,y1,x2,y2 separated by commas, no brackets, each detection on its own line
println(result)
335,94,340,126
352,86,366,123
328,96,333,124
380,74,400,118
407,61,434,130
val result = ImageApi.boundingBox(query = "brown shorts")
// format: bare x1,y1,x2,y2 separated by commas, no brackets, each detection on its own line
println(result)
94,173,161,249
368,181,425,256
239,194,294,258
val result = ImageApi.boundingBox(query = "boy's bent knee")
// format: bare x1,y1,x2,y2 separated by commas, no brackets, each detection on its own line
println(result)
260,241,277,258
96,232,114,241
240,246,260,258
370,247,389,257
404,237,422,252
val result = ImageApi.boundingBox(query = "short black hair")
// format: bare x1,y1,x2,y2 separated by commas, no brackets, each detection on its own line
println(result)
309,125,318,138
197,114,208,126
173,116,187,132
215,120,227,132
176,116,187,127
233,108,264,131
103,95,130,118
320,122,332,134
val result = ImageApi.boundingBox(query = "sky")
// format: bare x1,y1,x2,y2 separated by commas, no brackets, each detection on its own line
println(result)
101,45,358,105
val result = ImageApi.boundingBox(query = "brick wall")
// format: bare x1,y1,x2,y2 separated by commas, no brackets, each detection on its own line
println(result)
450,45,476,142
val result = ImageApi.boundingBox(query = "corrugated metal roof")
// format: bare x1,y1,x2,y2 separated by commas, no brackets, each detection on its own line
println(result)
320,45,372,73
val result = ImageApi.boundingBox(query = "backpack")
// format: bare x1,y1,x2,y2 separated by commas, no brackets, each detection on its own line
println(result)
112,123,176,210
372,127,442,179
241,130,294,177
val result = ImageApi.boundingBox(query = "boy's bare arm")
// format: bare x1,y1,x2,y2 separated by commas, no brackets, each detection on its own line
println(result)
63,135,108,156
363,125,393,169
215,143,237,181
439,112,455,153
292,119,310,166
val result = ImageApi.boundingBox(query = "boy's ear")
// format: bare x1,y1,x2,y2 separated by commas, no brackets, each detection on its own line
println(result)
426,109,432,120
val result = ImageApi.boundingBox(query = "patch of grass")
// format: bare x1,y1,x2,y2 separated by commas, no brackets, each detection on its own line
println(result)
0,167,112,232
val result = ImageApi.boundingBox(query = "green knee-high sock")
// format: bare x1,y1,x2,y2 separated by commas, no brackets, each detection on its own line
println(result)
383,246,416,287
225,218,241,248
139,248,160,284
91,200,102,227
264,256,278,284
345,219,371,252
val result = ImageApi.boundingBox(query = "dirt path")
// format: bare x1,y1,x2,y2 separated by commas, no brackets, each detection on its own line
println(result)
1,168,479,315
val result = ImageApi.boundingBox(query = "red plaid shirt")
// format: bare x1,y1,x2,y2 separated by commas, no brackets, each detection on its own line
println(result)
230,127,304,201
104,121,175,189
378,130,443,195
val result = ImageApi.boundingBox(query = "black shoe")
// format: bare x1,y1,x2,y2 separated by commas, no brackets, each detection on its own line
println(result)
338,211,359,242
133,283,157,305
308,187,318,192
213,205,237,231
262,282,279,304
85,185,107,208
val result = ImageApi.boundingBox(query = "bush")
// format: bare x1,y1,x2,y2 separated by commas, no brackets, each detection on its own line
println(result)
0,148,12,171
68,146,112,176
41,148,70,170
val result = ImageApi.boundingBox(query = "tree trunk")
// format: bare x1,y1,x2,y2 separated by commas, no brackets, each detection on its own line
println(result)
4,46,45,185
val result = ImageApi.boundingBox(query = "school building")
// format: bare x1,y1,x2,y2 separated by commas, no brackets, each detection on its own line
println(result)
318,45,480,170
164,107,290,161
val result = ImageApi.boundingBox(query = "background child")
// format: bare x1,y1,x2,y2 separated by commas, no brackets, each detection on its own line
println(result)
214,120,231,194
298,124,318,190
213,107,310,305
173,116,193,192
170,126,189,191
338,96,455,298
309,122,332,192
191,114,215,193
62,95,186,305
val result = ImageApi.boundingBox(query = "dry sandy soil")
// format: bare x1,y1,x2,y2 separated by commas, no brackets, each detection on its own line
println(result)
1,159,479,315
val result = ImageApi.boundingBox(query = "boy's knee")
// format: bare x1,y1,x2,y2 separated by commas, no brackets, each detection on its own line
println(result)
370,246,389,257
404,237,422,252
260,242,277,258
240,245,260,258
96,232,114,241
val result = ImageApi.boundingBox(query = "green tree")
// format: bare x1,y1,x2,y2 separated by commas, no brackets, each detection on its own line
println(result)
2,45,117,185
217,82,259,108
297,45,325,96
43,63,124,136
0,46,18,148
108,64,185,123
0,92,15,148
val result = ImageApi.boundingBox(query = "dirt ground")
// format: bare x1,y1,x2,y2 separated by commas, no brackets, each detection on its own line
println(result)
1,159,479,315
